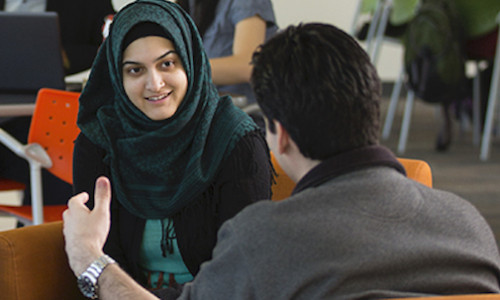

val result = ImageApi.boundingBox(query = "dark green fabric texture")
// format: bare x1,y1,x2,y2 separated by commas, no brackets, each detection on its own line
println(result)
77,0,257,219
403,0,464,86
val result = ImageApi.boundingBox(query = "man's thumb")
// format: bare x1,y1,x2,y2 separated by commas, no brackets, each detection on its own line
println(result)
94,176,112,212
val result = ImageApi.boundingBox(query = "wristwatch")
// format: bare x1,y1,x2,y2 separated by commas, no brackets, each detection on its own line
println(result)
77,254,116,299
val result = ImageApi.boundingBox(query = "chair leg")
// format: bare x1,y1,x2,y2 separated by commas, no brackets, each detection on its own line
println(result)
350,0,364,36
472,63,481,146
436,102,453,152
397,90,415,154
30,162,44,225
369,0,392,63
480,26,500,161
382,66,405,140
366,0,384,56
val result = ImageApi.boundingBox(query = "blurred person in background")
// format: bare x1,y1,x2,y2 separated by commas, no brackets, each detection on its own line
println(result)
0,0,115,211
177,0,277,129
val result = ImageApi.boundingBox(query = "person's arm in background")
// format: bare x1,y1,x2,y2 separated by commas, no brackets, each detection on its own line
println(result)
209,15,266,86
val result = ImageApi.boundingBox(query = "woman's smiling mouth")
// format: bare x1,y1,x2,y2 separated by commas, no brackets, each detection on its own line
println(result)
145,92,171,102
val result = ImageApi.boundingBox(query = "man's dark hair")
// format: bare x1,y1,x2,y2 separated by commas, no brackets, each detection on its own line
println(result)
251,23,382,160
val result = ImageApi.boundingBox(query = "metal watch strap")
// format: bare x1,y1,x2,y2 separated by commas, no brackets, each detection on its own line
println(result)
90,254,115,274
78,254,116,299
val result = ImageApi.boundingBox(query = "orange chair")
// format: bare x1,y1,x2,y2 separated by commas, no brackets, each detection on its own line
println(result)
270,153,296,201
0,221,87,300
397,157,433,188
270,152,433,201
0,88,80,225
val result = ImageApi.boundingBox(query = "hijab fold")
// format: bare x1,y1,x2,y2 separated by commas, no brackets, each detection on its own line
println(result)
77,0,257,219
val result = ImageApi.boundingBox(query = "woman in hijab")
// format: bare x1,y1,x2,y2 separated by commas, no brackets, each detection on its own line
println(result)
73,0,272,293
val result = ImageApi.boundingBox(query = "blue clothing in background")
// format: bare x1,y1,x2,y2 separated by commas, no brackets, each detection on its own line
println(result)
201,0,278,103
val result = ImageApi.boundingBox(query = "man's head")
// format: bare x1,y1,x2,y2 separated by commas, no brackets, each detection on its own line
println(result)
251,23,381,160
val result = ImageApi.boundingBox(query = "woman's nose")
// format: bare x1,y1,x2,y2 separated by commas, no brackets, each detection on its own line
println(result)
146,70,165,91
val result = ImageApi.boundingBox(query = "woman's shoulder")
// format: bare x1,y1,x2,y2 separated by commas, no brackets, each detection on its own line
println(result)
231,129,268,157
218,129,270,177
76,131,101,147
74,132,107,157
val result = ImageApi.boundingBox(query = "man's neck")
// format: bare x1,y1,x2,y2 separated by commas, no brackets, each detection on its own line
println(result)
282,150,321,184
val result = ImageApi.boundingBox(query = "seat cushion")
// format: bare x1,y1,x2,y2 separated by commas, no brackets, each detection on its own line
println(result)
0,221,86,300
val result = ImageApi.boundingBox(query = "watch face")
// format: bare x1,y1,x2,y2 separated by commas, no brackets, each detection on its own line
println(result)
77,275,98,299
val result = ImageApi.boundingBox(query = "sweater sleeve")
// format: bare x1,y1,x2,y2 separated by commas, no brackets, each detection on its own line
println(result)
72,132,109,209
214,129,272,228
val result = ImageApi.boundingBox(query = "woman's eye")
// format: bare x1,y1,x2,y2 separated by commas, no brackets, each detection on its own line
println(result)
128,67,142,74
162,60,174,68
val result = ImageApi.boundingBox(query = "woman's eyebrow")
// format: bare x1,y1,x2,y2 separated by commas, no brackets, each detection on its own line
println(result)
122,60,139,67
122,50,177,66
155,50,177,62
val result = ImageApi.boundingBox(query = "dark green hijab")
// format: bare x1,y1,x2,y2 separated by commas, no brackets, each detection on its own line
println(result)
77,0,257,219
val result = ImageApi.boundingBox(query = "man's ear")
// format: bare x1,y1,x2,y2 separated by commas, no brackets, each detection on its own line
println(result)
275,120,291,155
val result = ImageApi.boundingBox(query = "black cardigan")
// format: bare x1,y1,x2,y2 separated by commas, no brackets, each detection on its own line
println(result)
73,130,272,285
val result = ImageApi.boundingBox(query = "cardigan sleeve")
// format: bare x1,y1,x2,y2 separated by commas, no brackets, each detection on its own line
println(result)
214,129,272,228
72,132,109,209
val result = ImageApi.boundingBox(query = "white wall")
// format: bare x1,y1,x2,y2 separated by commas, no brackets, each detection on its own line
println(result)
270,0,402,81
112,0,402,81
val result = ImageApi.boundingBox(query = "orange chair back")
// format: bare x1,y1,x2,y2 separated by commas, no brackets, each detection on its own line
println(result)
27,88,80,184
271,153,295,201
397,157,432,188
270,153,433,201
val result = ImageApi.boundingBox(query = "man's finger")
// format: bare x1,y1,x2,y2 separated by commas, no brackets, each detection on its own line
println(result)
67,192,89,209
94,176,112,212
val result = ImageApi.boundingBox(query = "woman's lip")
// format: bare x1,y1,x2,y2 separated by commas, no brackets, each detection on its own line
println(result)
145,92,171,101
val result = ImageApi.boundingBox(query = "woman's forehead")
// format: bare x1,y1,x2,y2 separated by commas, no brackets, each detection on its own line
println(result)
122,36,177,60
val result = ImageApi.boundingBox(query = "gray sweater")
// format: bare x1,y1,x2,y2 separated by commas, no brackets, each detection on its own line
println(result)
178,146,500,299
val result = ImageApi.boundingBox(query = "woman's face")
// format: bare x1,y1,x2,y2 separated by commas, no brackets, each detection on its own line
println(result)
122,36,188,121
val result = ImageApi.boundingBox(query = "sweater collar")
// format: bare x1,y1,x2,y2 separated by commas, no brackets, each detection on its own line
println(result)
292,145,406,195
